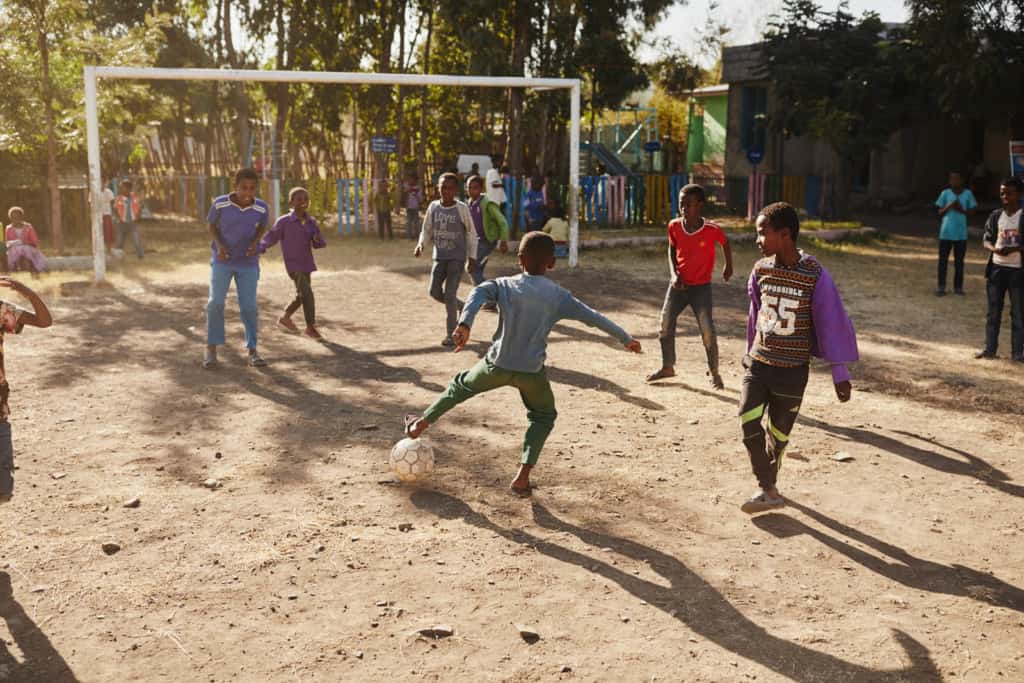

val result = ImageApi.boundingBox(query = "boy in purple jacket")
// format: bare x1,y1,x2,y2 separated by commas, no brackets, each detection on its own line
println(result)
739,202,858,514
259,187,327,339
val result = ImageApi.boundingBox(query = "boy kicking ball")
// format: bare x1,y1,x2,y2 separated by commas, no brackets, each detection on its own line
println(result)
739,202,858,514
404,232,641,495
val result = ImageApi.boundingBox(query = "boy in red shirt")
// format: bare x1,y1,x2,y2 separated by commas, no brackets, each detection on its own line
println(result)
646,184,733,388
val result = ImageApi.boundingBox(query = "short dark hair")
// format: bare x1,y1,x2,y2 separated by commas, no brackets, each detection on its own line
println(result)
120,179,133,189
235,167,259,184
438,172,458,188
759,201,800,242
288,186,309,202
519,231,555,266
1001,176,1024,192
467,175,483,189
679,183,706,205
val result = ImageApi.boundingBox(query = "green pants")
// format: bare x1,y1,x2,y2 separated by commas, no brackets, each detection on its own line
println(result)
423,359,557,465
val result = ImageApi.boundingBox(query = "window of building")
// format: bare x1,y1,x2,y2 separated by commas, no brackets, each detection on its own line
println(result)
740,86,767,151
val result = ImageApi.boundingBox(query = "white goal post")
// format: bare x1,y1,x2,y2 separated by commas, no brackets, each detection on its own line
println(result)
83,66,583,283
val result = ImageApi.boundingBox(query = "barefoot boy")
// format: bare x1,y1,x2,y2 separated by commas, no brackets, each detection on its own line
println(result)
259,187,327,340
404,232,642,495
0,277,52,503
740,202,858,514
415,173,478,346
646,184,733,389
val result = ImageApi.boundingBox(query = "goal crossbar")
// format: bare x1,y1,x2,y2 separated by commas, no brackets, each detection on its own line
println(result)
83,66,583,282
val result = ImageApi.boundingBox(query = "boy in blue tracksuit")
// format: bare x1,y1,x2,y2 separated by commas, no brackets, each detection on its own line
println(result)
404,231,642,495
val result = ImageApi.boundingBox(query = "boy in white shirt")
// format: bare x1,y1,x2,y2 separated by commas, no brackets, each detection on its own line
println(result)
978,177,1024,361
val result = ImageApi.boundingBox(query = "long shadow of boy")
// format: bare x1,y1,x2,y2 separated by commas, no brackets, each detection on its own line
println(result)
411,491,938,682
0,573,78,682
753,501,1024,613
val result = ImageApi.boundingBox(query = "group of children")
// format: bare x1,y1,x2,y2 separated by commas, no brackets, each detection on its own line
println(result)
406,179,859,511
202,168,326,369
933,172,1024,361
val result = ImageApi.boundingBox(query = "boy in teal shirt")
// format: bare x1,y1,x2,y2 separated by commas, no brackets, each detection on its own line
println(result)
404,232,641,495
935,171,978,296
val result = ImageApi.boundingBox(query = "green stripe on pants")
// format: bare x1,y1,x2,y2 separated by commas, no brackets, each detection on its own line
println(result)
422,359,558,466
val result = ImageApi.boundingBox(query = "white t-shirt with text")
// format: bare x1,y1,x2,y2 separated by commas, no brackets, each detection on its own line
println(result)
992,209,1023,268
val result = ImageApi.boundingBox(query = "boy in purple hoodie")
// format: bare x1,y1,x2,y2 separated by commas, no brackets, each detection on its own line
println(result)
259,187,327,339
739,202,858,514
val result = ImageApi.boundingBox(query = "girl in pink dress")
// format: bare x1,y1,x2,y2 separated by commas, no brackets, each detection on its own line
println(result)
5,208,46,275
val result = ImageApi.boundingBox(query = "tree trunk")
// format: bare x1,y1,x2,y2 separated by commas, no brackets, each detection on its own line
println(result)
39,19,63,251
506,0,531,175
833,154,855,220
223,0,250,167
418,5,434,190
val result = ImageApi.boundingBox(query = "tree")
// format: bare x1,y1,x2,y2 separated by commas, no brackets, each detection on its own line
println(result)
0,1,165,248
763,1,917,217
905,0,1024,136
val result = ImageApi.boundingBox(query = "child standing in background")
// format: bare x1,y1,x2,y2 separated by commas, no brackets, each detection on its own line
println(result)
934,171,977,296
541,199,569,258
114,180,144,259
415,173,478,346
523,176,547,232
260,187,327,340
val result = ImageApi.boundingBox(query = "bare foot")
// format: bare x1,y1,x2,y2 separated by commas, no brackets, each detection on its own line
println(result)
510,464,533,496
708,370,724,390
646,367,676,382
278,316,299,333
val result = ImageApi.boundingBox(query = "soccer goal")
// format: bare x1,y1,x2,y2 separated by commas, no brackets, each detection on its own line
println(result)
83,66,583,283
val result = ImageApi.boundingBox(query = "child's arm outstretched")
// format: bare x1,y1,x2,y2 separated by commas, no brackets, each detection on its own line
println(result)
558,294,641,353
0,278,52,328
811,267,858,402
450,281,499,350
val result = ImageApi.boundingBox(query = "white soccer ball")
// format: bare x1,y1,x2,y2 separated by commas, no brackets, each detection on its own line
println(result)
389,437,435,482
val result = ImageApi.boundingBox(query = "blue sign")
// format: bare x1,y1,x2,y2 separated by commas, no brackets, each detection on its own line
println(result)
643,141,662,152
747,146,764,165
371,136,398,154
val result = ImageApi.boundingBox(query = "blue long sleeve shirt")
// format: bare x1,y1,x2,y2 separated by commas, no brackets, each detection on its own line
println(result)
459,273,633,373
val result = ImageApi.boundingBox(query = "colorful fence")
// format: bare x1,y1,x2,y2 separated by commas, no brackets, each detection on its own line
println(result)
728,174,826,219
125,172,828,236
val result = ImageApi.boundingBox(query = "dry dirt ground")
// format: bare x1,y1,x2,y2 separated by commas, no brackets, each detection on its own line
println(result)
1,218,1023,682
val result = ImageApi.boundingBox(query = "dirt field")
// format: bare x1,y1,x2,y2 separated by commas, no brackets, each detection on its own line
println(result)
1,217,1023,682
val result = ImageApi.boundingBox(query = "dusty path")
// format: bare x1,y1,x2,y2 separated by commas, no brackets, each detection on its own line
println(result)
1,224,1022,682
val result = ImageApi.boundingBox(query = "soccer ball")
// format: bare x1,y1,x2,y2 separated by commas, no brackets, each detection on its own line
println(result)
389,437,435,482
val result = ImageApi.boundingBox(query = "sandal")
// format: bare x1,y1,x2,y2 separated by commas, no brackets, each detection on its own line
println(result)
403,414,420,438
277,317,299,333
248,352,267,367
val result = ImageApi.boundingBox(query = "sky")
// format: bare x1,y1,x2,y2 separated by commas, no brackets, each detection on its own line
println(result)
647,0,910,65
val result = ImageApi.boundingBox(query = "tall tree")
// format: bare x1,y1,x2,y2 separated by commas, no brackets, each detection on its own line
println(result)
763,1,917,217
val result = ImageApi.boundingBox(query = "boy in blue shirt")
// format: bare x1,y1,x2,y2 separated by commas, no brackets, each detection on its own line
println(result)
204,168,269,368
404,231,642,495
935,171,977,296
523,176,547,232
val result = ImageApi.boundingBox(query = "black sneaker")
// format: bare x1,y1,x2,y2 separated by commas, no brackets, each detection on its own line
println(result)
1012,355,1024,363
974,349,996,359
935,288,946,297
441,337,455,347
954,289,965,296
